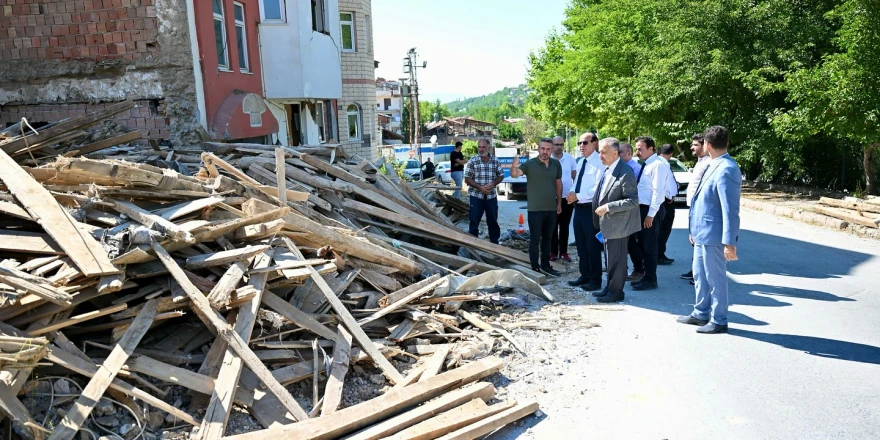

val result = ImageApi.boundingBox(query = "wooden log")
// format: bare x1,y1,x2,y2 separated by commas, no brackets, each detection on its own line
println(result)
433,401,539,440
195,251,274,440
260,291,338,340
385,399,515,440
46,298,159,440
819,197,880,214
222,357,504,440
343,383,496,440
343,200,530,266
149,240,309,421
185,245,269,270
0,150,118,276
282,237,404,385
63,131,143,157
813,206,879,228
44,344,199,426
320,326,353,416
122,355,254,406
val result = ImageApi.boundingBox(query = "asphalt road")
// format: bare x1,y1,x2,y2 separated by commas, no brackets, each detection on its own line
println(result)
490,195,880,440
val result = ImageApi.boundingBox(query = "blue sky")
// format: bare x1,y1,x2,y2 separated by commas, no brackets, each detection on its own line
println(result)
372,0,570,104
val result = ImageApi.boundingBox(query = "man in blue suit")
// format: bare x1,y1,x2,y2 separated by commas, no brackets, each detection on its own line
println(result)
677,126,741,334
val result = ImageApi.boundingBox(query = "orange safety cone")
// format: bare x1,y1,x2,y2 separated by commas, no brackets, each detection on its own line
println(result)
517,213,526,234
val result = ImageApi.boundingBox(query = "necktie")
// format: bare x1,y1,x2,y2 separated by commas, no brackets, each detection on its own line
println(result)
636,165,644,183
593,168,608,206
573,157,588,193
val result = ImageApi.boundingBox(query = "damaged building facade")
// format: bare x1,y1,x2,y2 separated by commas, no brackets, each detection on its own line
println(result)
0,0,379,159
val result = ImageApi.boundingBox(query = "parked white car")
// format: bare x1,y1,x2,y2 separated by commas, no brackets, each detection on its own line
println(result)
435,161,453,184
668,158,693,203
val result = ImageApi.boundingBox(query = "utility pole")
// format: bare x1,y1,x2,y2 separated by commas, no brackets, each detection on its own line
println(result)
403,48,426,178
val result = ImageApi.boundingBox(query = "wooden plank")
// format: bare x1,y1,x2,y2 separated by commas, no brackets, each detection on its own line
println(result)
28,304,127,336
0,230,63,255
195,251,274,440
0,149,118,276
123,355,254,406
342,382,496,440
820,197,880,214
282,237,404,385
185,245,269,269
320,325,353,416
434,401,539,440
64,131,142,157
385,399,515,440
0,267,72,305
813,206,880,228
275,147,288,205
108,199,196,243
343,200,531,266
418,345,451,383
391,363,428,391
260,290,338,341
149,240,309,421
44,343,199,426
207,260,248,309
359,277,447,326
380,275,441,307
46,298,159,440
222,357,504,440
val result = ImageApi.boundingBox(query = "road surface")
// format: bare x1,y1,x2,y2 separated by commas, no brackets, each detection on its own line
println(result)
490,196,880,439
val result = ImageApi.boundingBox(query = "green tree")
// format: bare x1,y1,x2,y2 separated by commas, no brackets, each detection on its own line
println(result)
461,139,479,157
519,114,547,149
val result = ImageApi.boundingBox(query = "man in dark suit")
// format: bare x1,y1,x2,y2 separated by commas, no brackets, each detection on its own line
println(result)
592,138,641,303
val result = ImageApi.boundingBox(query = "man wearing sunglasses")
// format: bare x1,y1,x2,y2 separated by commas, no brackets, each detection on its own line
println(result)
550,136,578,263
566,132,605,291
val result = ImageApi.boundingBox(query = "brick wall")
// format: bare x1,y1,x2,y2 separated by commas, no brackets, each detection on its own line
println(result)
0,100,170,140
0,0,160,62
338,0,377,160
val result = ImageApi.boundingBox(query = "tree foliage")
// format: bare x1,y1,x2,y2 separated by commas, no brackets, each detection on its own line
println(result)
527,0,880,193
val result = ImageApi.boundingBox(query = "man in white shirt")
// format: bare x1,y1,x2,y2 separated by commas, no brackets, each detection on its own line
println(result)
632,136,670,291
681,133,711,283
621,142,644,278
565,132,605,292
550,136,578,263
657,144,679,265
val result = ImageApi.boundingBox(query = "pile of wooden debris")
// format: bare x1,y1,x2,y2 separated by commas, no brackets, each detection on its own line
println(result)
0,103,547,440
813,196,880,229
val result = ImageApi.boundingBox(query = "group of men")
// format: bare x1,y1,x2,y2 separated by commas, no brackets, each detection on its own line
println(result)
464,127,741,334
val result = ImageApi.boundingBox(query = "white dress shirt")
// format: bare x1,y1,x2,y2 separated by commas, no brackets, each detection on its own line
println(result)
554,152,578,196
637,154,670,217
570,152,604,203
599,158,621,199
657,156,678,199
686,155,711,207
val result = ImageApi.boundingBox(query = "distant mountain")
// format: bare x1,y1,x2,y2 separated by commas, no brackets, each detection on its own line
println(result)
445,85,530,115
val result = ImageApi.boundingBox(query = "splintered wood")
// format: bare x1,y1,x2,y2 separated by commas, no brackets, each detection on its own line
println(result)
0,104,542,440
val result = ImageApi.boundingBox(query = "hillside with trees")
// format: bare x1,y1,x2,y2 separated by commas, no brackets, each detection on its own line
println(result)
526,0,879,194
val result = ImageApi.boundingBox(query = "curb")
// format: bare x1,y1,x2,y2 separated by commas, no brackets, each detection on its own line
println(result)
742,198,880,240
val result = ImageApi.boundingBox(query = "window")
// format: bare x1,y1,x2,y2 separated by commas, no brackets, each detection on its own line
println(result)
213,0,229,70
365,15,371,53
340,12,354,52
383,98,391,110
259,0,284,23
311,0,326,33
233,3,248,72
347,104,361,139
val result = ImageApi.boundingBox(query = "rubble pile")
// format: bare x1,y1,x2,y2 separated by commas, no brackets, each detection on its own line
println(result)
0,102,548,440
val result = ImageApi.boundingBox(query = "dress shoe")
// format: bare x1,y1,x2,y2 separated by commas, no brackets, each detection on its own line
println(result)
597,291,624,303
567,278,589,287
676,315,709,326
689,280,695,285
561,253,572,263
658,257,675,265
549,253,557,262
696,323,728,334
680,271,694,280
632,280,658,290
592,288,609,297
626,271,645,281
580,281,602,292
540,267,561,277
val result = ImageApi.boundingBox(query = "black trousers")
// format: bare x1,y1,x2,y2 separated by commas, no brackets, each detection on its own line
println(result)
573,203,603,283
528,211,557,270
551,201,574,256
658,201,676,258
637,204,665,282
628,233,644,273
605,237,629,294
